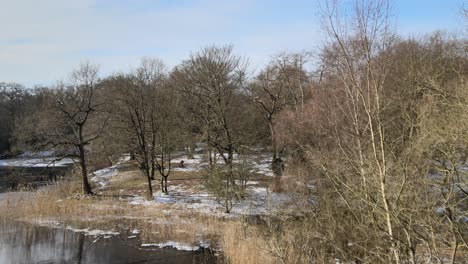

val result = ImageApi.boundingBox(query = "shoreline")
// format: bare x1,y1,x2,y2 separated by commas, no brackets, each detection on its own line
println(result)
0,162,283,263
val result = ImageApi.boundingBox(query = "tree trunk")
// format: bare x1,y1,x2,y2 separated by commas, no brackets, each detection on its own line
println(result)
78,144,92,195
270,119,283,192
450,241,458,264
164,176,168,194
269,119,277,164
225,178,231,213
145,173,153,201
227,147,236,188
208,148,213,165
106,155,113,167
150,161,155,180
187,144,195,159
144,160,153,200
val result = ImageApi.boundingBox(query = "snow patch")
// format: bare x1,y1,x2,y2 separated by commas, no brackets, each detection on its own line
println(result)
126,180,296,217
90,155,130,189
0,157,76,167
141,241,209,251
128,196,156,206
31,220,120,238
19,150,56,158
91,167,118,188
64,226,120,237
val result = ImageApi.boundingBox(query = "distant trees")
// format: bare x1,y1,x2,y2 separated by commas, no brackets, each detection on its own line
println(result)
0,82,29,156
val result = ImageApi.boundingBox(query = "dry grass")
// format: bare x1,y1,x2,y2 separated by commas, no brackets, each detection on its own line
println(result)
104,169,147,195
169,170,206,180
221,222,275,264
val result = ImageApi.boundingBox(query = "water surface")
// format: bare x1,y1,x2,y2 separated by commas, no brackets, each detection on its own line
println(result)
0,221,217,264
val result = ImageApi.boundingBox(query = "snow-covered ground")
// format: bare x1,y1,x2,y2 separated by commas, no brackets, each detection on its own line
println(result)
18,150,56,158
88,153,289,216
171,153,208,172
90,151,288,217
91,167,119,189
0,157,76,167
90,155,131,189
128,181,292,217
248,154,274,177
171,152,274,176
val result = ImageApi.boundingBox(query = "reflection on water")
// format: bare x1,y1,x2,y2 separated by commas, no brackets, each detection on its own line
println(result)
0,221,217,264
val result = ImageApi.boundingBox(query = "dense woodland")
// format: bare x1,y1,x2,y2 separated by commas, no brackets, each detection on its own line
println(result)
1,0,467,263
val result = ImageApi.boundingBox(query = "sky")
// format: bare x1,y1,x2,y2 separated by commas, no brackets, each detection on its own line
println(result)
0,0,465,87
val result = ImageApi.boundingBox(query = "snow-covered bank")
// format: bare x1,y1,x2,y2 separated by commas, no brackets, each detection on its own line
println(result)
18,150,56,158
171,152,275,176
31,219,120,238
141,240,210,251
0,157,76,167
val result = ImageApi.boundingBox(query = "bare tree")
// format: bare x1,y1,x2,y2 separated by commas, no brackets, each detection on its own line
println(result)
249,53,311,190
111,58,167,200
172,45,248,213
153,84,182,195
15,63,106,195
318,0,411,261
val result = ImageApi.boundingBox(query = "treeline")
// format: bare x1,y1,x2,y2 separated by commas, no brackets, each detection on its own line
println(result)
1,0,467,262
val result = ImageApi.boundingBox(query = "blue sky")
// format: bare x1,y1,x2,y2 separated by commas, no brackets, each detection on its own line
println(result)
0,0,465,87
